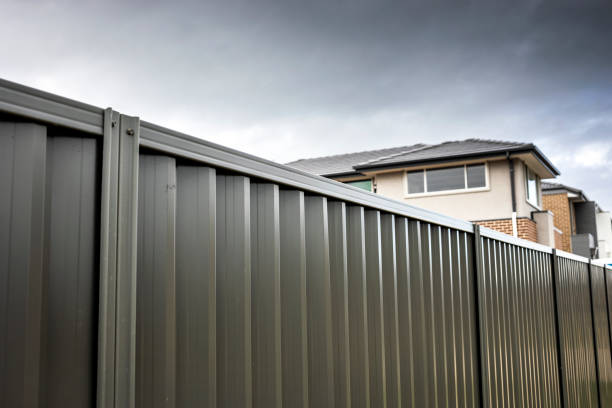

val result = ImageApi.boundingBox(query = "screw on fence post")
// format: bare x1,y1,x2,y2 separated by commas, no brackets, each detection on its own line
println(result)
550,249,566,408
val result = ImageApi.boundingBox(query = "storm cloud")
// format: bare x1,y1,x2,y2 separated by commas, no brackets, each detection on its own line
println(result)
2,0,612,207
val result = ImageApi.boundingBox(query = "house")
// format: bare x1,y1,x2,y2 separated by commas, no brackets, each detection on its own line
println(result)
287,139,560,246
542,182,612,259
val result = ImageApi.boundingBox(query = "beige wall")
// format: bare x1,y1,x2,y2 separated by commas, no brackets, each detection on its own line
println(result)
371,158,543,222
374,160,515,221
596,211,612,258
533,211,555,247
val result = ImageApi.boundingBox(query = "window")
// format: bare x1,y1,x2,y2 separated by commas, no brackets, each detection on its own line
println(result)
406,163,487,195
345,179,372,192
407,171,425,194
426,166,465,192
525,166,540,207
466,164,486,188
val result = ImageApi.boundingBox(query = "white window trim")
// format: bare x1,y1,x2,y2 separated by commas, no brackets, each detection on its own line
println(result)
524,165,541,209
404,163,490,198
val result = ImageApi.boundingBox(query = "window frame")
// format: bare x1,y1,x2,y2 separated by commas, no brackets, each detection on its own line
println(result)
524,165,541,208
404,162,490,198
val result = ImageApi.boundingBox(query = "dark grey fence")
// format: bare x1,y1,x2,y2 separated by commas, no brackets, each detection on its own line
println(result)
0,122,99,407
0,78,611,408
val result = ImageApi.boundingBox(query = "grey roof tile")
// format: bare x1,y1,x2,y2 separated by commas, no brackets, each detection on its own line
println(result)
286,138,533,176
542,181,585,196
356,139,530,168
285,143,427,176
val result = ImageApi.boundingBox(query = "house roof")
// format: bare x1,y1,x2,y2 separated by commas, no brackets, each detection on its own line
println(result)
542,182,588,200
286,138,560,177
543,181,605,212
285,143,427,177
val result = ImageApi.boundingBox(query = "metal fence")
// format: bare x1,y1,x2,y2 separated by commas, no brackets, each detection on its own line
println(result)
0,78,611,407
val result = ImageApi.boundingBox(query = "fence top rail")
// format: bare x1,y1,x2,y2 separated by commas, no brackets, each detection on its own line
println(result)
555,248,595,265
139,120,476,232
0,78,103,135
591,259,608,269
479,225,554,254
0,77,473,232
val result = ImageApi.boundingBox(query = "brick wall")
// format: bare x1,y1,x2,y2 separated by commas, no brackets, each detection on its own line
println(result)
475,218,514,236
474,217,538,243
517,218,537,243
542,193,572,252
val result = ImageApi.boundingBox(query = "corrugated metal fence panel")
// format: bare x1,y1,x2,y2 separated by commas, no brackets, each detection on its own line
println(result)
591,264,612,405
364,210,386,407
42,134,100,407
132,150,483,407
395,220,480,407
327,201,351,408
606,267,612,404
136,155,177,407
175,164,216,407
415,222,477,407
0,122,100,407
346,205,370,407
216,174,253,406
251,183,282,407
556,256,599,407
304,195,336,407
381,213,401,408
5,95,612,408
279,190,308,408
478,237,561,407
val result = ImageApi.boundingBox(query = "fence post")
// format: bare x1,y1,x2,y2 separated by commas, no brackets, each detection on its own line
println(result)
550,249,566,408
97,111,140,408
471,223,485,408
603,265,612,374
587,259,603,407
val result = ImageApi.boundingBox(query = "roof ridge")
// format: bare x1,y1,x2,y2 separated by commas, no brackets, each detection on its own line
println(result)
462,138,527,146
286,143,423,164
356,143,435,166
288,139,528,165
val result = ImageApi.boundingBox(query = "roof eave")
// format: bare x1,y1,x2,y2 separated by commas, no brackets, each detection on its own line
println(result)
543,185,588,202
321,170,364,178
528,144,561,176
353,145,560,177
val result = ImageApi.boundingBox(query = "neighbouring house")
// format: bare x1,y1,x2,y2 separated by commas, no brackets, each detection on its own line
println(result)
542,182,612,259
287,139,561,246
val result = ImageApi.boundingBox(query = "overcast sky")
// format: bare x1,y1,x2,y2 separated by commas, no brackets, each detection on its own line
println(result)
2,0,612,209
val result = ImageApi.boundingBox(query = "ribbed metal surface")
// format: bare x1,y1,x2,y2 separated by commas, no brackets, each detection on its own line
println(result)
3,82,612,408
477,238,561,407
556,256,599,407
401,221,480,407
131,150,484,407
0,123,100,407
606,267,612,405
591,264,612,405
327,201,351,408
175,164,216,407
136,155,177,408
